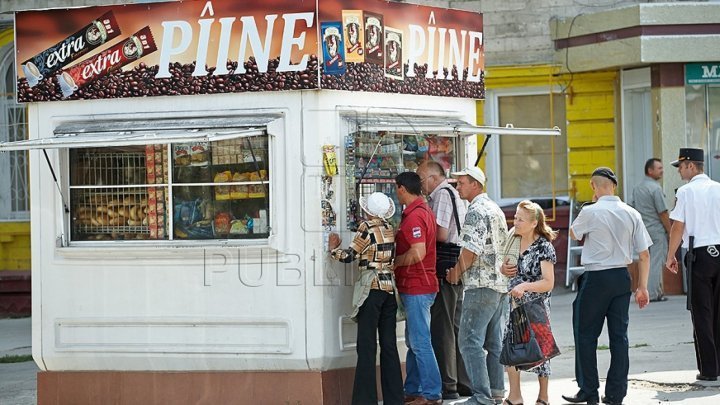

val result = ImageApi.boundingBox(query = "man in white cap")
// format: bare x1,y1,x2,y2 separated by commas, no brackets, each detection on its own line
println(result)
666,148,720,382
328,192,403,405
446,166,509,405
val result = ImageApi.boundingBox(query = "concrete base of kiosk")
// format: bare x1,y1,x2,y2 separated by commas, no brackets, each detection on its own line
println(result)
38,368,363,404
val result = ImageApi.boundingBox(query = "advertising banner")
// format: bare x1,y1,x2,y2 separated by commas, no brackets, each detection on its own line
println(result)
15,0,483,103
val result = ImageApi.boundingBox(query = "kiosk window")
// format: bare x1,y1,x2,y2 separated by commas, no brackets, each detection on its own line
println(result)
69,135,270,242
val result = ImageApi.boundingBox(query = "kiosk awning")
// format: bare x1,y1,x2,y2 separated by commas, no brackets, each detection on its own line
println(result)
0,114,281,151
344,115,561,137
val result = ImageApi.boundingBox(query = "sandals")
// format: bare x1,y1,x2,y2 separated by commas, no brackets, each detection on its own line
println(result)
502,397,548,405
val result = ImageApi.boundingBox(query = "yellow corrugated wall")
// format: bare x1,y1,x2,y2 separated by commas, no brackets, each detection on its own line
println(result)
0,27,31,272
0,222,31,271
476,65,617,202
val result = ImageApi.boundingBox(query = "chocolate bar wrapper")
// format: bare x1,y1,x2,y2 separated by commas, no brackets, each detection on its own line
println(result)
21,11,121,87
384,27,404,80
363,12,384,65
342,10,365,63
321,22,347,75
56,26,157,98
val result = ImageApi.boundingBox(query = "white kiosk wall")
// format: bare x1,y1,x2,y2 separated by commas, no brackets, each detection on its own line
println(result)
27,90,478,375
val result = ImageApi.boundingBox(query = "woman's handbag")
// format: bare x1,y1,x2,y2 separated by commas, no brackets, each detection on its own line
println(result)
500,299,544,368
524,298,561,361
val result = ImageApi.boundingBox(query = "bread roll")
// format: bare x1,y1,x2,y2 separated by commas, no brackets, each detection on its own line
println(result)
109,217,125,226
129,206,139,221
96,213,110,226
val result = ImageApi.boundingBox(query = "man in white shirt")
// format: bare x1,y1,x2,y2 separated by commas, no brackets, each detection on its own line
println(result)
563,167,652,405
665,148,720,382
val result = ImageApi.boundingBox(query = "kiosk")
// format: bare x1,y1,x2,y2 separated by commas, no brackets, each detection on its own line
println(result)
4,1,559,403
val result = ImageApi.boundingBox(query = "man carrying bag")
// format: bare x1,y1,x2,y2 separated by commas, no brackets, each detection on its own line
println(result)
417,161,471,400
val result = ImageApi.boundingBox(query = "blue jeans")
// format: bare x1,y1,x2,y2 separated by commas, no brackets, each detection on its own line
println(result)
401,293,442,401
458,288,508,405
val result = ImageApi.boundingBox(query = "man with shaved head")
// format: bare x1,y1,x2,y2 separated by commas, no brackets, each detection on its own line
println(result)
417,160,470,400
563,167,652,405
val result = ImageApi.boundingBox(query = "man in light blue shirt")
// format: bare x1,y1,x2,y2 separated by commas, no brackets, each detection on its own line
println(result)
563,167,652,405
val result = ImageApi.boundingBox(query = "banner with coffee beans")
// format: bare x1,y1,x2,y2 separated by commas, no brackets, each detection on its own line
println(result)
15,0,484,103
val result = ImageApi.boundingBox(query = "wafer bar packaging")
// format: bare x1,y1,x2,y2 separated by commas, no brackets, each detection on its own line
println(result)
57,26,157,98
364,12,384,64
21,11,121,87
384,27,404,80
342,10,365,63
321,22,347,75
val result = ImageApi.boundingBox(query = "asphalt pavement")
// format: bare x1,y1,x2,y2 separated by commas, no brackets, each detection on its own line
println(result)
2,289,720,404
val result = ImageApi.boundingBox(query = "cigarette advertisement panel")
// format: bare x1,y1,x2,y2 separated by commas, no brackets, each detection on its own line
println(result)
15,0,484,103
318,0,484,98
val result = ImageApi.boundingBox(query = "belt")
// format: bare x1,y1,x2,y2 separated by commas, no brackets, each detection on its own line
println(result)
694,245,720,258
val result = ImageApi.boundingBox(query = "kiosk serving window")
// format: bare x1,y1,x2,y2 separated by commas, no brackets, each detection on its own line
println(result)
0,115,278,245
343,115,469,231
68,136,269,242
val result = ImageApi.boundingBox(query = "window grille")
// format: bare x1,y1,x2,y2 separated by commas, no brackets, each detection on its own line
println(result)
0,43,29,220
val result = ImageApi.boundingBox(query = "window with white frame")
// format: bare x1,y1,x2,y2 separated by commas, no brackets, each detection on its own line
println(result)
0,43,29,220
491,92,567,200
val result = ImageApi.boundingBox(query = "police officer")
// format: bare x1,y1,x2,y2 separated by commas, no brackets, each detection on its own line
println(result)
665,148,720,382
563,167,652,405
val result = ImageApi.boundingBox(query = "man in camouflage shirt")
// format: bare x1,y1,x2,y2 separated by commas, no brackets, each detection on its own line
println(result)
447,167,509,405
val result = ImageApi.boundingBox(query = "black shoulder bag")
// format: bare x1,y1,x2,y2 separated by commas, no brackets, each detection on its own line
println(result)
435,187,463,277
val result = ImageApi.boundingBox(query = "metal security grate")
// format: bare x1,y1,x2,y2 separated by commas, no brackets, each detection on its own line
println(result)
72,187,152,239
73,151,147,186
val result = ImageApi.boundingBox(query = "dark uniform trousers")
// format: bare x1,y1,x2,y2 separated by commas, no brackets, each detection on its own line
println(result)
353,289,404,405
430,279,471,395
573,268,631,403
689,245,720,378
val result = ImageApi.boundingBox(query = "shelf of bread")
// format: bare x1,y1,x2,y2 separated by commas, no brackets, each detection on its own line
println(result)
213,170,268,201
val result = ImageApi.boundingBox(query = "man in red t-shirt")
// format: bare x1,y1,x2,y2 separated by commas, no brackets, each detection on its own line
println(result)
394,171,442,405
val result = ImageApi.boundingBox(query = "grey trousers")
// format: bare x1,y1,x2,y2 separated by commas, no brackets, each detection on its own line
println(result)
648,236,668,300
430,280,471,394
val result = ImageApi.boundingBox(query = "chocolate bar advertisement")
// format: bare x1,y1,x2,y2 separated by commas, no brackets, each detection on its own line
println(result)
15,0,484,103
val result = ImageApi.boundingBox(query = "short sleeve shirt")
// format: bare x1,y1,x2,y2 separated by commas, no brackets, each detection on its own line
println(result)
458,193,509,292
427,180,467,244
631,177,668,241
669,174,720,249
571,195,652,271
395,197,438,294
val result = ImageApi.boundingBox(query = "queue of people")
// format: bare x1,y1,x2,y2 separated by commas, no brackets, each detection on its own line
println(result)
326,147,718,405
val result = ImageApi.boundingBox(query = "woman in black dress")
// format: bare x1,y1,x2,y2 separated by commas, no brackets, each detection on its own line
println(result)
500,200,558,405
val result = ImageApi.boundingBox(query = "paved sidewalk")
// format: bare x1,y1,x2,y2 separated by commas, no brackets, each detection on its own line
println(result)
443,290,720,404
0,317,32,357
3,290,720,404
0,316,37,405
